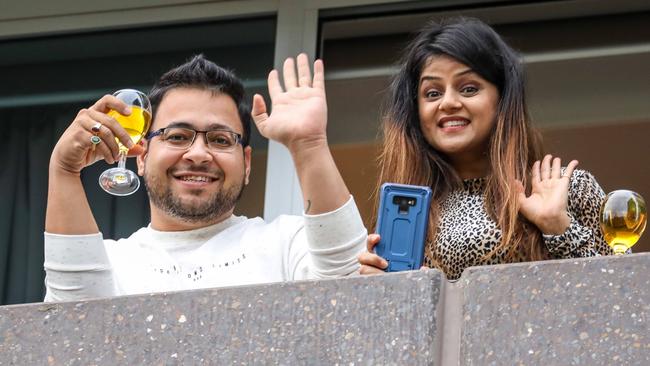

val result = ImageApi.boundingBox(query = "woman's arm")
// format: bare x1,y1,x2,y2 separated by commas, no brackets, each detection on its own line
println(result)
542,169,613,258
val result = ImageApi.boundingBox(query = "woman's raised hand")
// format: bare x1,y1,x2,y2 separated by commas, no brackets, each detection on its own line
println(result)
516,154,579,235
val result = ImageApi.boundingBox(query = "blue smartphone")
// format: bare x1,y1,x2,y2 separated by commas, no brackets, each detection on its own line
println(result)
375,183,432,272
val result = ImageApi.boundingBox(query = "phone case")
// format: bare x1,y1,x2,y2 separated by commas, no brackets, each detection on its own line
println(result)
375,183,432,272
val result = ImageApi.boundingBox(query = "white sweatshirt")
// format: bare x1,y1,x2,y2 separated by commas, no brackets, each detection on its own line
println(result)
44,197,366,302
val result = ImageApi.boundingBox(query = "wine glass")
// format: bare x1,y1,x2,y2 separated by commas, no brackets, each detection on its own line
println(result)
599,190,647,255
98,89,152,196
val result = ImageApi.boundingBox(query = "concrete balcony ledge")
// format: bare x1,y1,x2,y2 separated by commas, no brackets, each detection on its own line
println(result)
1,253,648,365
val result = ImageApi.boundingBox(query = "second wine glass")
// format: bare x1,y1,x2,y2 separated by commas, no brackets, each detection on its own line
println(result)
98,89,152,196
599,190,647,255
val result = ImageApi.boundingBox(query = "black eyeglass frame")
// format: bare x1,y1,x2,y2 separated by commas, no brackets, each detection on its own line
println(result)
145,127,244,151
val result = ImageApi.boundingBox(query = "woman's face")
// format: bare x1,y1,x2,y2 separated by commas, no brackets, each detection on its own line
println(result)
417,55,499,167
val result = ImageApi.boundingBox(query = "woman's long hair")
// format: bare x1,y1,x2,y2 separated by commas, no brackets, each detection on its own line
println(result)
374,17,547,271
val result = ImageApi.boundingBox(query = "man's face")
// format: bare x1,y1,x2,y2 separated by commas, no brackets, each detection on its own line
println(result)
137,88,251,229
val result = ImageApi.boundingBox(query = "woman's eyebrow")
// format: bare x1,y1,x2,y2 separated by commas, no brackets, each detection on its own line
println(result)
419,68,474,85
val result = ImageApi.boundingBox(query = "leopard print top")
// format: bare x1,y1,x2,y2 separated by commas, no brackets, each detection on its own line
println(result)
423,169,612,280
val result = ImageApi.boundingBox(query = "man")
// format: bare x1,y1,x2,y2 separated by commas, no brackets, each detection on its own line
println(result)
44,54,366,302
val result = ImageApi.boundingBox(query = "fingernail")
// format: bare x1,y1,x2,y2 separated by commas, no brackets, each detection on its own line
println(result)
382,260,389,268
127,140,135,148
124,107,132,115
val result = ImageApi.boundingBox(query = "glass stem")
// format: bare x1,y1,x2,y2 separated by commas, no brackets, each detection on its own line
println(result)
117,148,128,170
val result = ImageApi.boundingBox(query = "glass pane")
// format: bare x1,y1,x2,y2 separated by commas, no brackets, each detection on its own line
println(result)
320,6,650,254
0,17,276,238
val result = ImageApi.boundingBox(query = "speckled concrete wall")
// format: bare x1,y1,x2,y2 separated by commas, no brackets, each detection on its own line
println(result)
459,253,650,366
1,254,648,365
0,271,442,365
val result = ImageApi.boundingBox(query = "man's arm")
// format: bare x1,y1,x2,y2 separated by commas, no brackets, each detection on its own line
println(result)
46,96,137,234
251,54,348,214
252,54,366,278
44,232,116,302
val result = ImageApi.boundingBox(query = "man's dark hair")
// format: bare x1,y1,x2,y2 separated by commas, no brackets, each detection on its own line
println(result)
149,54,251,146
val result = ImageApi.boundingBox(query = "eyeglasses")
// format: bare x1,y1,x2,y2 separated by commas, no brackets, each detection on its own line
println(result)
146,127,244,152
145,127,243,152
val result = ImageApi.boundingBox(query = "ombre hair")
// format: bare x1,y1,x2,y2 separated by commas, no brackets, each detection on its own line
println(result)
374,17,546,270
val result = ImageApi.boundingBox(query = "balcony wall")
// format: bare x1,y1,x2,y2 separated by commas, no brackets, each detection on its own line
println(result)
1,253,648,365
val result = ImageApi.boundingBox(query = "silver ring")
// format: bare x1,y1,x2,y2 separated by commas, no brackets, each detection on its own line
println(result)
91,122,102,133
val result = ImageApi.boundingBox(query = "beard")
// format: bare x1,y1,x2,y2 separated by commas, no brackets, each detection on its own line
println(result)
143,164,245,225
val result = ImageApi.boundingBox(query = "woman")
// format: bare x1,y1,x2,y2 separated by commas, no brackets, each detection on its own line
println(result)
359,18,612,280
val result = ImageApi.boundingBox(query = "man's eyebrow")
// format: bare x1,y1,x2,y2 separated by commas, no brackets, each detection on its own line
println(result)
163,121,237,132
164,121,194,129
206,122,237,132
